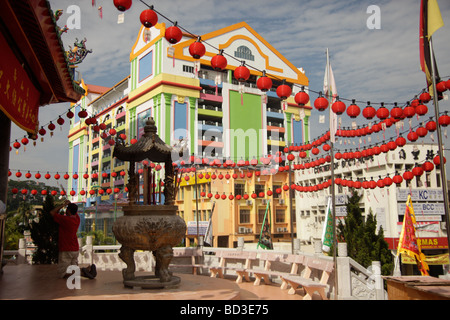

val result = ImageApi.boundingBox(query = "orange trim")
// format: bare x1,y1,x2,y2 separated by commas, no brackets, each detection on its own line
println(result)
288,102,312,110
130,23,165,61
68,126,88,139
267,126,285,133
127,80,202,104
171,21,309,85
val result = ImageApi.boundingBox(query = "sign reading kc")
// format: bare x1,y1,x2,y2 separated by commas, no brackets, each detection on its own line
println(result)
0,32,40,135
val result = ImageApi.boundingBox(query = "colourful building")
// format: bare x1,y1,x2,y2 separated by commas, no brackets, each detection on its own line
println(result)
67,22,310,246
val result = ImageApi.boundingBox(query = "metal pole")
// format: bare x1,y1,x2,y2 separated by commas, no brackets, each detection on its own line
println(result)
429,37,450,264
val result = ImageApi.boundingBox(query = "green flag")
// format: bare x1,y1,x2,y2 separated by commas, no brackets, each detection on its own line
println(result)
321,196,333,253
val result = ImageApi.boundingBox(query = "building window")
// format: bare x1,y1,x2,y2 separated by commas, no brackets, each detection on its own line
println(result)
234,45,254,61
276,210,285,223
258,209,267,224
139,51,153,82
234,183,245,196
183,65,194,73
239,209,251,224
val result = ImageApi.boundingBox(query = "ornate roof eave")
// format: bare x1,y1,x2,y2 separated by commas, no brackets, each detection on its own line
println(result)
1,0,85,106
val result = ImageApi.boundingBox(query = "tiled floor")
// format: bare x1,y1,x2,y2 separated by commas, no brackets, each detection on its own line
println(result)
0,264,307,300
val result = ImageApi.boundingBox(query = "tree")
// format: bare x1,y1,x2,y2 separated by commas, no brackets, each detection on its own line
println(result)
337,190,393,276
29,195,59,264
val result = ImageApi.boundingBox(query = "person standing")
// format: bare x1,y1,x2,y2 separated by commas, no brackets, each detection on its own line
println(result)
50,200,96,279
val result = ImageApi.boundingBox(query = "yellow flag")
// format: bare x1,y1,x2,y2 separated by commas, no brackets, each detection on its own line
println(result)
427,0,444,38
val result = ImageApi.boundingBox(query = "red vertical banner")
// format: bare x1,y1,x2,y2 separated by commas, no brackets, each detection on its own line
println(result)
0,32,40,135
397,195,429,275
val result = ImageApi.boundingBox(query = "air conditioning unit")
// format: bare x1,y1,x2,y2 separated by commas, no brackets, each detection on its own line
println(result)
283,227,288,232
246,200,253,206
276,227,283,232
246,228,253,234
238,227,246,234
261,199,267,205
279,199,285,205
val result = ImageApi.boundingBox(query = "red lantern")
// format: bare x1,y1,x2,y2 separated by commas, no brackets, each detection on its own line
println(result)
189,37,206,59
383,176,393,186
211,50,228,71
257,71,273,92
362,102,376,119
416,126,428,137
332,97,346,115
426,119,437,132
78,109,88,119
376,104,389,120
165,23,183,44
314,92,328,111
420,91,431,103
35,172,41,179
13,140,20,149
114,0,132,11
387,140,397,150
276,81,292,100
393,173,403,184
416,104,428,116
407,131,418,142
66,110,74,119
403,103,415,118
433,155,446,166
234,62,250,82
390,103,403,119
70,190,76,196
403,171,414,181
346,100,360,118
412,166,424,177
422,161,434,172
395,135,406,147
436,81,447,92
295,88,309,106
438,112,450,127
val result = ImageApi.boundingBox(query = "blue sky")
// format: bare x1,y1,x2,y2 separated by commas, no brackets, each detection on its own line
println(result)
9,0,450,186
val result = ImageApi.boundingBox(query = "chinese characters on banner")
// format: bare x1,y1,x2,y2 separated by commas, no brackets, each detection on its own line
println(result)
0,32,40,135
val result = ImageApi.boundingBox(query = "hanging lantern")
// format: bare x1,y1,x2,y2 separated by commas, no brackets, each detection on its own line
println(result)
78,108,88,118
393,172,403,184
416,103,428,116
436,81,447,93
70,190,76,196
387,140,397,150
438,112,450,127
140,8,158,28
257,71,273,92
294,87,309,106
13,140,21,150
114,0,132,11
416,126,428,137
165,22,183,44
395,135,407,147
383,175,393,186
407,131,418,142
419,91,431,103
403,171,414,181
57,116,65,126
346,99,360,118
403,102,415,118
376,103,389,120
425,118,437,132
276,80,292,100
362,101,376,120
189,37,206,59
314,92,328,111
390,103,403,119
234,61,250,82
331,97,346,115
412,166,424,177
211,50,227,71
311,147,320,155
376,177,385,188
433,155,446,166
422,161,434,172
